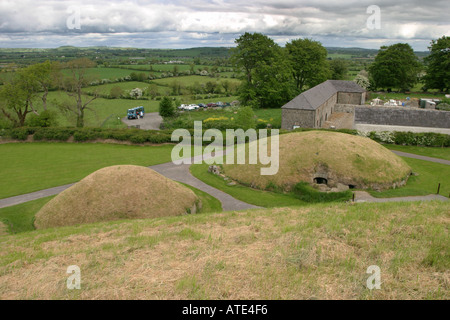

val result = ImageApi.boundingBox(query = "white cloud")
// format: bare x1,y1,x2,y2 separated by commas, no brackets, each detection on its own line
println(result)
0,0,448,50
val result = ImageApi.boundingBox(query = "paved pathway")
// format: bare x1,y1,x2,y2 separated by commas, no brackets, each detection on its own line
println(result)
391,150,450,165
150,162,260,211
121,112,163,130
0,149,448,210
0,151,261,212
354,191,448,203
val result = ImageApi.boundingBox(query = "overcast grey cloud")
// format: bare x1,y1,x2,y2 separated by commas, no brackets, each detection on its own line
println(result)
0,0,448,50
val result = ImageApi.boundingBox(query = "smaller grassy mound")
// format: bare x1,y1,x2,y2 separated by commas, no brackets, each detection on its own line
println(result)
222,131,412,192
0,221,9,236
34,165,200,229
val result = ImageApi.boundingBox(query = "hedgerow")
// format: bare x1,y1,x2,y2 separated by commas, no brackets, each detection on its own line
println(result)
0,126,448,147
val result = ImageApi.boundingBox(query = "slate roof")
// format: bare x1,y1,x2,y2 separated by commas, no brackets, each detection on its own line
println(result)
282,80,365,110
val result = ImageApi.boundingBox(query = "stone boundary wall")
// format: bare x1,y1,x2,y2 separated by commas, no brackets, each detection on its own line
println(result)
355,106,450,129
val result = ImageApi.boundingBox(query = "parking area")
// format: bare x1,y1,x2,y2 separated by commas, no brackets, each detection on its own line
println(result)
121,112,163,130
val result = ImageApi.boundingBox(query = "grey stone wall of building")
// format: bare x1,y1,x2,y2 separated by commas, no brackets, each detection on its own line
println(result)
337,92,365,105
282,109,315,129
334,104,359,114
315,94,338,127
355,106,450,129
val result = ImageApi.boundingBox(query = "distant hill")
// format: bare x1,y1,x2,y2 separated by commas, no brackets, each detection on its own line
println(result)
0,46,428,65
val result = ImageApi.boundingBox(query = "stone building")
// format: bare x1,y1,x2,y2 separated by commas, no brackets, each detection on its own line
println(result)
281,80,366,130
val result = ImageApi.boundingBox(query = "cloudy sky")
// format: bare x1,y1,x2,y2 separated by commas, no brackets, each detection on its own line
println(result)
0,0,449,50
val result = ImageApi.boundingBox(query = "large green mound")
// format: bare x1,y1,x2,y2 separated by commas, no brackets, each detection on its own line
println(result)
222,131,412,192
34,165,200,229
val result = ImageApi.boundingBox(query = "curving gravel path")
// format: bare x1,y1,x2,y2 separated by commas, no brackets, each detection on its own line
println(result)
354,191,448,203
391,150,450,165
0,149,447,210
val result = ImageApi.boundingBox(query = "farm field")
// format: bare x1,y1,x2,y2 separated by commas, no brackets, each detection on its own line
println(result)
0,200,448,299
82,81,161,95
26,91,160,127
116,64,220,73
151,75,240,87
62,67,136,80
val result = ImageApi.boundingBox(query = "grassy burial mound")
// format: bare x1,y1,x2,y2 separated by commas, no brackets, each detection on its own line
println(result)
222,131,412,192
34,165,200,229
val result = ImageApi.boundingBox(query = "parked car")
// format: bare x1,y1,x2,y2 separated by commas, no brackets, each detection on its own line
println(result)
207,102,217,108
181,104,199,111
198,103,207,108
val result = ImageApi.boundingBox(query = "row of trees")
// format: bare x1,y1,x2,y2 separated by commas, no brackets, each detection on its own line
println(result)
232,33,450,108
231,33,349,108
367,36,449,92
0,58,98,127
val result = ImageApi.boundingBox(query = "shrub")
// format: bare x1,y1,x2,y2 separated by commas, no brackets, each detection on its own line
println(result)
33,128,74,141
159,96,175,118
9,127,33,140
292,182,352,203
234,106,256,130
73,128,97,142
130,134,147,144
25,110,58,128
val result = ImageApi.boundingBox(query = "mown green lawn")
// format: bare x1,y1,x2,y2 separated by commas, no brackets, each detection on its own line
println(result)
0,196,53,234
190,163,307,208
369,157,450,198
0,143,175,199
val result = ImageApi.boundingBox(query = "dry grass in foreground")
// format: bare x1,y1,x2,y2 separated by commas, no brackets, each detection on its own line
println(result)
0,201,448,300
0,221,8,236
34,165,199,229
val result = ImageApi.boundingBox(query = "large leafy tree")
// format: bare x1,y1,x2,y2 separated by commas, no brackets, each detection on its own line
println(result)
0,61,59,127
59,58,98,127
285,38,330,91
369,43,422,91
423,36,450,92
329,58,349,80
231,32,293,109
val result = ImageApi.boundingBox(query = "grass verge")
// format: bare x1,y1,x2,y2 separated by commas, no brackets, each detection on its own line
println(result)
0,196,54,233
